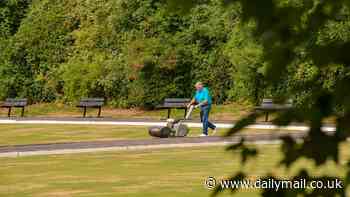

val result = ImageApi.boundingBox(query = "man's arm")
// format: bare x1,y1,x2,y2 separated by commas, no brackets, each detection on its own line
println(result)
195,100,208,108
187,98,196,108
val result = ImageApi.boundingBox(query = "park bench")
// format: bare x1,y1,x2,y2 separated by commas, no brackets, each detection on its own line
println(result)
255,98,293,122
157,98,191,119
1,98,28,117
76,98,104,118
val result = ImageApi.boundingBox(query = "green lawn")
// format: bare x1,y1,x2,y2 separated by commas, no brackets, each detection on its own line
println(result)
0,125,149,146
0,124,295,146
0,144,348,197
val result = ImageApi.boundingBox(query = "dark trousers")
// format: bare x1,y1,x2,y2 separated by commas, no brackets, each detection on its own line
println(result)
200,105,216,135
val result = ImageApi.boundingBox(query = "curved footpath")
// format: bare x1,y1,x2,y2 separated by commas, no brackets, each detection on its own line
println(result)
0,132,309,158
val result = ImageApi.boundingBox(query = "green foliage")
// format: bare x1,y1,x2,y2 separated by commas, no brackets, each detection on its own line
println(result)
0,0,74,102
3,0,350,111
0,0,31,38
223,21,265,103
0,0,244,106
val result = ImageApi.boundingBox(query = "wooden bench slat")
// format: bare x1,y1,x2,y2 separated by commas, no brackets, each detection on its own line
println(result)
3,98,28,106
163,103,187,107
164,98,191,103
80,98,104,102
77,103,104,107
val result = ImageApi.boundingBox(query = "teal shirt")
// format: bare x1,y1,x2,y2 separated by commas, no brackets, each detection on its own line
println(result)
194,87,212,106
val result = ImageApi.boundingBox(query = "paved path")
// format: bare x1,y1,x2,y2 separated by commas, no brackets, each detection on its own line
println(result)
0,132,307,157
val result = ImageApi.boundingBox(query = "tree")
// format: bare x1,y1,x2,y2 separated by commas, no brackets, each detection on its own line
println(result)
0,0,242,106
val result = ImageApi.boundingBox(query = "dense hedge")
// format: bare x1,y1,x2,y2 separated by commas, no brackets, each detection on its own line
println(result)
1,0,349,108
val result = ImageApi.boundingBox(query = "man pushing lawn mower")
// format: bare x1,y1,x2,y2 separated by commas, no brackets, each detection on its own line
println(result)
148,81,216,138
187,82,217,137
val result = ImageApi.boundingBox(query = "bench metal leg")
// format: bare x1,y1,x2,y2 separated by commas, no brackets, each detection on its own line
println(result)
167,109,171,119
98,107,101,117
7,107,11,118
184,108,187,119
83,107,87,118
265,112,269,122
21,107,25,117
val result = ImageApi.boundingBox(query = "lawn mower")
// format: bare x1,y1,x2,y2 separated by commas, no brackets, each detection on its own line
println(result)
149,105,195,138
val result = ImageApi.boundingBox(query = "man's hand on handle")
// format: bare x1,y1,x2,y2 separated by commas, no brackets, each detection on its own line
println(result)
187,98,196,109
195,101,207,108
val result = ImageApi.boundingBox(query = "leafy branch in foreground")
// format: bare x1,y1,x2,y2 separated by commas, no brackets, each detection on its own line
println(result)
166,0,350,196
